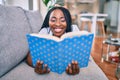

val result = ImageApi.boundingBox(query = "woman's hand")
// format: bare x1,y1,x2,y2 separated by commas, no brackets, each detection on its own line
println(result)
66,60,80,75
34,60,50,74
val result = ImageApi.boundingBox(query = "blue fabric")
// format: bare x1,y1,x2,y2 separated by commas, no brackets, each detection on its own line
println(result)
27,33,94,74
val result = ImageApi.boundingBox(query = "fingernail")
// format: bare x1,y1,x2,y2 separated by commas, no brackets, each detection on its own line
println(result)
68,64,71,67
40,61,43,64
75,61,78,64
72,60,74,63
44,64,48,67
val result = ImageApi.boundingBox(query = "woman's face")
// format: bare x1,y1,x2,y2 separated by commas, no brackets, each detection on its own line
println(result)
49,9,67,37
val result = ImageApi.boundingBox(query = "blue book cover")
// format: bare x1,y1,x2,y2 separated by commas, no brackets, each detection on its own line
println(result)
26,31,94,74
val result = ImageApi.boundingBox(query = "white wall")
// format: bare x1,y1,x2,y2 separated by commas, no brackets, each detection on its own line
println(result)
6,0,41,11
118,1,120,33
33,0,39,10
0,0,3,4
5,0,47,19
40,0,47,19
6,0,29,10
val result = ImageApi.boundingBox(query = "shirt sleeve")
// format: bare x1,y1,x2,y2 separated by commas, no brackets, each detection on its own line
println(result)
39,28,49,34
39,28,52,35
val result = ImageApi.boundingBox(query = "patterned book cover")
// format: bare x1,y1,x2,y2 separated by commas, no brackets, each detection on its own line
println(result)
26,31,94,74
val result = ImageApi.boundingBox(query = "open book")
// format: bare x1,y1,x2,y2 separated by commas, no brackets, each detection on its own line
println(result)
26,31,94,74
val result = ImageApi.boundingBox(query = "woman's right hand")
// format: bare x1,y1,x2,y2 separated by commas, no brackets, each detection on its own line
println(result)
34,60,50,74
66,60,80,75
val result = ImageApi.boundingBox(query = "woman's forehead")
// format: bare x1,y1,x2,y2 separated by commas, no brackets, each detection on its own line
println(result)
50,9,64,17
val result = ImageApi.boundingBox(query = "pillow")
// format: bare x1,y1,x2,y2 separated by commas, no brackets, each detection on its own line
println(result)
0,5,31,77
24,10,43,33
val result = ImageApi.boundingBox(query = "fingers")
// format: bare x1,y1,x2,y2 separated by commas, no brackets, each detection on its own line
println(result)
47,68,50,73
43,64,48,73
66,60,80,75
43,64,50,73
72,61,76,75
39,61,43,70
66,64,72,74
68,64,73,74
34,60,43,74
34,60,50,74
66,66,69,73
75,61,79,74
35,60,79,75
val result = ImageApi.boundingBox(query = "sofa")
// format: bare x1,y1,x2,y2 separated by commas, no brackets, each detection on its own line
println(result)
0,5,108,80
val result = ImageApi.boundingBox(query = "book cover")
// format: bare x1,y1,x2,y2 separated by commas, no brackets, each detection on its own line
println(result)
26,31,94,74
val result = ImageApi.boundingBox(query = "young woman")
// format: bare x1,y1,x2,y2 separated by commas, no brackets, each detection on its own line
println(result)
27,6,79,75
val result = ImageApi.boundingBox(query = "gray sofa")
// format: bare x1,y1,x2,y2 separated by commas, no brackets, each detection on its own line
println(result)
0,5,108,80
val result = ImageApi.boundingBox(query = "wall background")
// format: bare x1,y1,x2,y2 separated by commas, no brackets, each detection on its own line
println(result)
1,0,120,33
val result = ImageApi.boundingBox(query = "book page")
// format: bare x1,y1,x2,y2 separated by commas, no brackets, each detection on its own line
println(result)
30,33,61,42
61,31,89,39
30,31,90,42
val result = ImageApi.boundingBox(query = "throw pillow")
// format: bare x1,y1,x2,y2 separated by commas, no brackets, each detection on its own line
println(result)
24,10,43,33
0,5,31,77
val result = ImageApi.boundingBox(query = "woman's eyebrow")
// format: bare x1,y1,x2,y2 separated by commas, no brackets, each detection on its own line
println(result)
60,17,65,19
50,16,56,19
50,16,65,19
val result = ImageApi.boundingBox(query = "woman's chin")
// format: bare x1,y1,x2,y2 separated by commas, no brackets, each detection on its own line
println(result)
53,33,63,37
54,34,61,37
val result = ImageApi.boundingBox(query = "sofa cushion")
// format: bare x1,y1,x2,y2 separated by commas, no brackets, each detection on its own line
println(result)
0,5,31,77
25,10,43,33
0,57,108,80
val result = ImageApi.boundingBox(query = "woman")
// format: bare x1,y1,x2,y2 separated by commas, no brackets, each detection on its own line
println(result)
27,6,79,75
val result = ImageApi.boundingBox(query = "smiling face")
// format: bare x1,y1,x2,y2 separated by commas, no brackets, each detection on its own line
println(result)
49,9,67,37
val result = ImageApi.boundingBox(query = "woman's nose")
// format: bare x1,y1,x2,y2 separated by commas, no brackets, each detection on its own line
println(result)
56,21,60,26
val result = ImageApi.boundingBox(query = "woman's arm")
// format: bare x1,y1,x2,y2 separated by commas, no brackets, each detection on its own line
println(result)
26,52,33,67
27,28,49,67
26,51,50,74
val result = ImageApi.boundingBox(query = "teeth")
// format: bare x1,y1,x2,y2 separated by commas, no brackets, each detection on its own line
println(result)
54,28,62,32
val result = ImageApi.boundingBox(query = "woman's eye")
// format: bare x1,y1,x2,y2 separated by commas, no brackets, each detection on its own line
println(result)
50,19,56,22
61,19,66,22
61,18,66,22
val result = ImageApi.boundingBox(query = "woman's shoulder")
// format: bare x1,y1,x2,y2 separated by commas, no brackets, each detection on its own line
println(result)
39,27,52,35
39,28,49,34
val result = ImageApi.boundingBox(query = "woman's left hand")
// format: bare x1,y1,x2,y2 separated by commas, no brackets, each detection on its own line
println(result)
34,60,50,74
66,60,80,75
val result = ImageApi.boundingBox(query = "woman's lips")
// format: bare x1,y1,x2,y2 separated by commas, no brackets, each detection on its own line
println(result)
54,28,63,33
